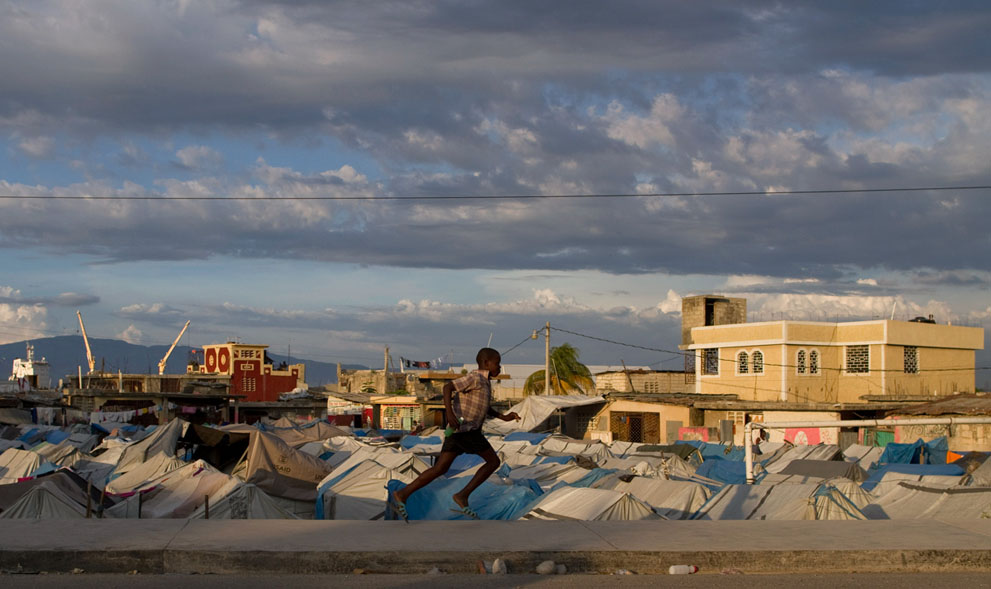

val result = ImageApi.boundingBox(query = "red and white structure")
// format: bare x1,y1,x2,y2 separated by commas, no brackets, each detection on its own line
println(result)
194,342,305,402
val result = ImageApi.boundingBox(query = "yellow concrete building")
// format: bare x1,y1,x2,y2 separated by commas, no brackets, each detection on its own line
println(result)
685,318,983,403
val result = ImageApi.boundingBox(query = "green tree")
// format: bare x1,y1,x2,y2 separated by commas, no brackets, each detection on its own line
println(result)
523,343,594,396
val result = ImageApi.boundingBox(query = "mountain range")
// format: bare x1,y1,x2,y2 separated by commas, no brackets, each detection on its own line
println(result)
0,336,366,386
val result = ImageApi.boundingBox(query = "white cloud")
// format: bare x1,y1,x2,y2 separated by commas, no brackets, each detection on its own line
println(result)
17,135,55,159
656,289,682,314
602,94,684,149
747,293,954,323
175,145,223,169
117,324,143,344
0,286,48,344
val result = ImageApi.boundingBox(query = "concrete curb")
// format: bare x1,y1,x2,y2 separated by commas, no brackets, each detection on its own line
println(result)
3,520,991,575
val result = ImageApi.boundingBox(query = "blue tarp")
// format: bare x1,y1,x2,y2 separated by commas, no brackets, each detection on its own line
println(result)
90,423,110,436
924,437,949,464
399,435,442,450
550,468,616,492
504,432,551,445
878,439,923,464
694,459,748,485
448,454,485,474
861,463,965,491
536,455,574,465
44,429,71,445
385,477,540,521
677,441,745,462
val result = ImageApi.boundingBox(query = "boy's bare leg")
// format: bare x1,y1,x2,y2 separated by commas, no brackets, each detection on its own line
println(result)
453,448,500,509
393,451,458,505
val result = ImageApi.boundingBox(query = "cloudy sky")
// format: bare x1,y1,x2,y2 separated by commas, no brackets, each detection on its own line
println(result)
1,1,990,382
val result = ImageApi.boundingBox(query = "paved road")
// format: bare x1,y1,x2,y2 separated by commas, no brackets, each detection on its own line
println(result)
3,573,990,588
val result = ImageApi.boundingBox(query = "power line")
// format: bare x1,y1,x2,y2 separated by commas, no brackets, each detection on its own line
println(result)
501,327,543,358
0,184,988,201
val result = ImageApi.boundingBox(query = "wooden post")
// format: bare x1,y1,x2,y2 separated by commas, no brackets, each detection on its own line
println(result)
205,495,210,519
98,486,106,518
85,481,93,518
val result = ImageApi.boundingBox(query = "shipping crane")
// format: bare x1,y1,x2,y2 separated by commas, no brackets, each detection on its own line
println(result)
76,310,96,374
158,320,191,375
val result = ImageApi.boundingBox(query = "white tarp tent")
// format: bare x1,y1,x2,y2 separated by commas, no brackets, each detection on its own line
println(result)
188,483,300,519
232,431,333,501
0,448,46,484
842,444,884,470
107,460,236,519
484,395,605,434
761,445,841,474
591,474,711,519
520,486,660,521
0,480,87,519
693,482,865,521
113,418,183,475
104,454,187,494
863,482,991,520
317,460,420,520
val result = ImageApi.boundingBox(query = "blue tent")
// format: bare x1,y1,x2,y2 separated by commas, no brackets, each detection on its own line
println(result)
399,435,442,450
504,432,551,445
677,441,745,461
385,477,540,521
694,459,748,485
878,439,923,464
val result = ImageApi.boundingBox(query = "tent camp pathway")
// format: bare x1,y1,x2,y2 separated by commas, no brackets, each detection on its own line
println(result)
2,519,991,575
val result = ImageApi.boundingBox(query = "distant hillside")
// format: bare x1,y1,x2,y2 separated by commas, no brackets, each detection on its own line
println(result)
0,336,366,386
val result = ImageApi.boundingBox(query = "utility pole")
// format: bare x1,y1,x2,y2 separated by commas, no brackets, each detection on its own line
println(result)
544,322,551,395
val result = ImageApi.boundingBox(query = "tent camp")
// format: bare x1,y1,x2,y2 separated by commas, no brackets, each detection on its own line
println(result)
520,486,659,521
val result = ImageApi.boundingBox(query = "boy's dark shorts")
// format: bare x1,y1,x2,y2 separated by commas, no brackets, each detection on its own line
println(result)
441,429,494,456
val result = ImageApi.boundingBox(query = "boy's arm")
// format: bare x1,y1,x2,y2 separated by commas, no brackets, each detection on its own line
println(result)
442,382,458,428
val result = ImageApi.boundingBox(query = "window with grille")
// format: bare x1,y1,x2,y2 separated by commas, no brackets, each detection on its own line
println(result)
728,411,746,425
904,346,918,374
702,349,719,375
846,345,869,373
241,377,256,392
737,351,749,374
809,350,820,375
752,350,764,374
797,350,806,374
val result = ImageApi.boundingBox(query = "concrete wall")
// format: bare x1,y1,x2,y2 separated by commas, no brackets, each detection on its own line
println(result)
681,295,746,347
595,371,691,394
891,419,991,453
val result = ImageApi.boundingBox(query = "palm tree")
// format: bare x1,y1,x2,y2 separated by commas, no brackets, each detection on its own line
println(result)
523,343,594,396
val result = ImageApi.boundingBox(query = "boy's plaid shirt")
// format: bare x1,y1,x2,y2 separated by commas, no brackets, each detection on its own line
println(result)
451,370,492,431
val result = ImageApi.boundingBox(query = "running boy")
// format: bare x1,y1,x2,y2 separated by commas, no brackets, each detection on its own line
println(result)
390,347,519,520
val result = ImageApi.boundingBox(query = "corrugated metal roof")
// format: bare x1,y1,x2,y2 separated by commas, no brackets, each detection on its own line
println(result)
889,394,991,416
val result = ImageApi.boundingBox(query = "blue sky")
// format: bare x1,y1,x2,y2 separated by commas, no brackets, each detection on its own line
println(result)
1,1,990,385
